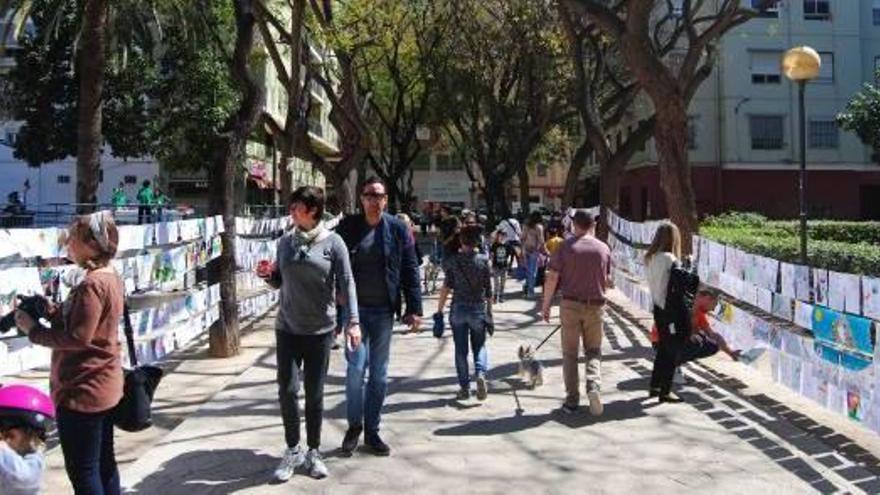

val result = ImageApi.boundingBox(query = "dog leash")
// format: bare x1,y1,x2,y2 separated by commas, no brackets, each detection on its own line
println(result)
534,324,562,352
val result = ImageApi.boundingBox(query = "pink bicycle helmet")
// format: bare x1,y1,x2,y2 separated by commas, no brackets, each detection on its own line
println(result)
0,384,55,438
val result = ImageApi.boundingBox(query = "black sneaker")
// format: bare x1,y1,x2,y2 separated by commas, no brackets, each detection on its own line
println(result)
341,425,362,455
560,401,578,414
364,433,391,457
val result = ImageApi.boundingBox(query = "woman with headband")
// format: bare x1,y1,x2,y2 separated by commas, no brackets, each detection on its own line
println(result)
15,211,125,494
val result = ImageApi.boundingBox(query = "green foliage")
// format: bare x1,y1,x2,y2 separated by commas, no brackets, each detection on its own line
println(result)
8,2,79,166
701,211,768,229
150,27,239,172
104,51,158,160
837,80,880,162
6,0,237,172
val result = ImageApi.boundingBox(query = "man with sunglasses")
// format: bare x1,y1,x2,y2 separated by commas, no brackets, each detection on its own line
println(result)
336,177,423,457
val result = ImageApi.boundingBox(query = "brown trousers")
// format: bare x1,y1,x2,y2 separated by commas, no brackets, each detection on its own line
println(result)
560,299,604,404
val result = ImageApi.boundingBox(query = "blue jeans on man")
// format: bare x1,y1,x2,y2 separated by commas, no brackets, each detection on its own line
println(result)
345,305,394,436
450,303,489,389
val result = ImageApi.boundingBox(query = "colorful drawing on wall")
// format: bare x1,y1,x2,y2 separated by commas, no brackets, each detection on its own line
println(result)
812,306,874,356
847,387,863,422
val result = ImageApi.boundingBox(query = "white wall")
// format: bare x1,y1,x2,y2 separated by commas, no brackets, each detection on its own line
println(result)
0,139,159,207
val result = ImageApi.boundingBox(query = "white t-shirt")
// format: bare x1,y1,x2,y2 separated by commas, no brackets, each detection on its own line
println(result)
646,252,677,310
0,444,43,495
497,218,522,242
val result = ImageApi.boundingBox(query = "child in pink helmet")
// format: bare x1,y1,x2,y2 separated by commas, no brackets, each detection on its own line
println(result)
0,383,55,495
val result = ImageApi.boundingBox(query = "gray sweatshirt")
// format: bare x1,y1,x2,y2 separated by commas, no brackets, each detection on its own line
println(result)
269,229,359,335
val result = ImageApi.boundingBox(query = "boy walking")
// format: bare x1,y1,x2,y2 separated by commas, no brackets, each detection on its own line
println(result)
490,231,512,303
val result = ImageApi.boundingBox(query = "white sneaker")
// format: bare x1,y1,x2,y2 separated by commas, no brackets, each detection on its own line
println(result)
305,448,329,479
673,367,687,385
274,446,306,482
587,390,604,416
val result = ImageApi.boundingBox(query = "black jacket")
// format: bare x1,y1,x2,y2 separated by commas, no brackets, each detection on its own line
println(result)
336,212,423,317
655,263,700,341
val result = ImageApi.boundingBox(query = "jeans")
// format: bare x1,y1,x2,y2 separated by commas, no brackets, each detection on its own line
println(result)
492,267,507,300
524,252,539,297
346,305,393,434
560,300,603,404
450,303,489,389
56,406,120,495
276,330,333,449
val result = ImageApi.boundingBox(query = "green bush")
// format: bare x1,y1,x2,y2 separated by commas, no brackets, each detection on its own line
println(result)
701,226,880,276
771,221,880,246
702,212,768,229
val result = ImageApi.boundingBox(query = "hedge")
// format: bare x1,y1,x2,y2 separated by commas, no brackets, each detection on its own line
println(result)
703,212,880,246
701,225,880,277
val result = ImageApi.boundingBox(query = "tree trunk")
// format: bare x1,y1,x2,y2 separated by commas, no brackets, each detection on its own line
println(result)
654,109,698,254
75,0,108,211
207,0,265,358
484,173,510,222
598,161,623,242
518,167,530,215
563,140,590,208
278,152,294,199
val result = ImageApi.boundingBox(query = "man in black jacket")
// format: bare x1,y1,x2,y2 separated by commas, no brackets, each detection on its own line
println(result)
336,177,422,457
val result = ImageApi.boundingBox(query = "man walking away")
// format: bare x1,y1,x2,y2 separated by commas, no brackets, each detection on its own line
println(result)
541,210,611,416
336,177,423,457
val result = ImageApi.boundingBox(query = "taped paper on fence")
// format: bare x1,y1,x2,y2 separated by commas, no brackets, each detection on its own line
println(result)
781,263,812,302
828,271,860,314
863,277,880,320
794,301,814,330
813,269,829,307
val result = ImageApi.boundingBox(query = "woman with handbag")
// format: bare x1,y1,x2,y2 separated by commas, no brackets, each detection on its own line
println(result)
16,211,124,495
436,225,494,401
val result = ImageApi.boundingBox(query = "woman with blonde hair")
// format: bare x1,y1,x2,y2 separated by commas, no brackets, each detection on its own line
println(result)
16,211,125,494
645,221,691,403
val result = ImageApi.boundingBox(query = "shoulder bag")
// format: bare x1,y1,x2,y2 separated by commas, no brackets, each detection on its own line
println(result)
113,302,164,432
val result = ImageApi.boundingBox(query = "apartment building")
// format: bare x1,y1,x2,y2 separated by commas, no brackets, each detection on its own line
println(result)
620,0,880,221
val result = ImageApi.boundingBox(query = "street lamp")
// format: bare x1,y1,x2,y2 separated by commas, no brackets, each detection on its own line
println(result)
782,46,821,265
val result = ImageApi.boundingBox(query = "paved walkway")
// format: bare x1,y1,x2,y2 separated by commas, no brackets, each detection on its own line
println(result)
102,282,880,494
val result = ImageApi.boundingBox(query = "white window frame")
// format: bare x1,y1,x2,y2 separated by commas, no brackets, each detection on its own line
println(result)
816,52,834,84
803,0,831,21
749,50,783,85
57,175,71,184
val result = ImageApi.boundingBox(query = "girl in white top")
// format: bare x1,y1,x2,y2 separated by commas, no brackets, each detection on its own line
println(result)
645,222,686,403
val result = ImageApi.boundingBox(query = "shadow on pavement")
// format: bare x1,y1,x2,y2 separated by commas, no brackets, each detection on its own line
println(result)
432,396,658,437
126,448,278,494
